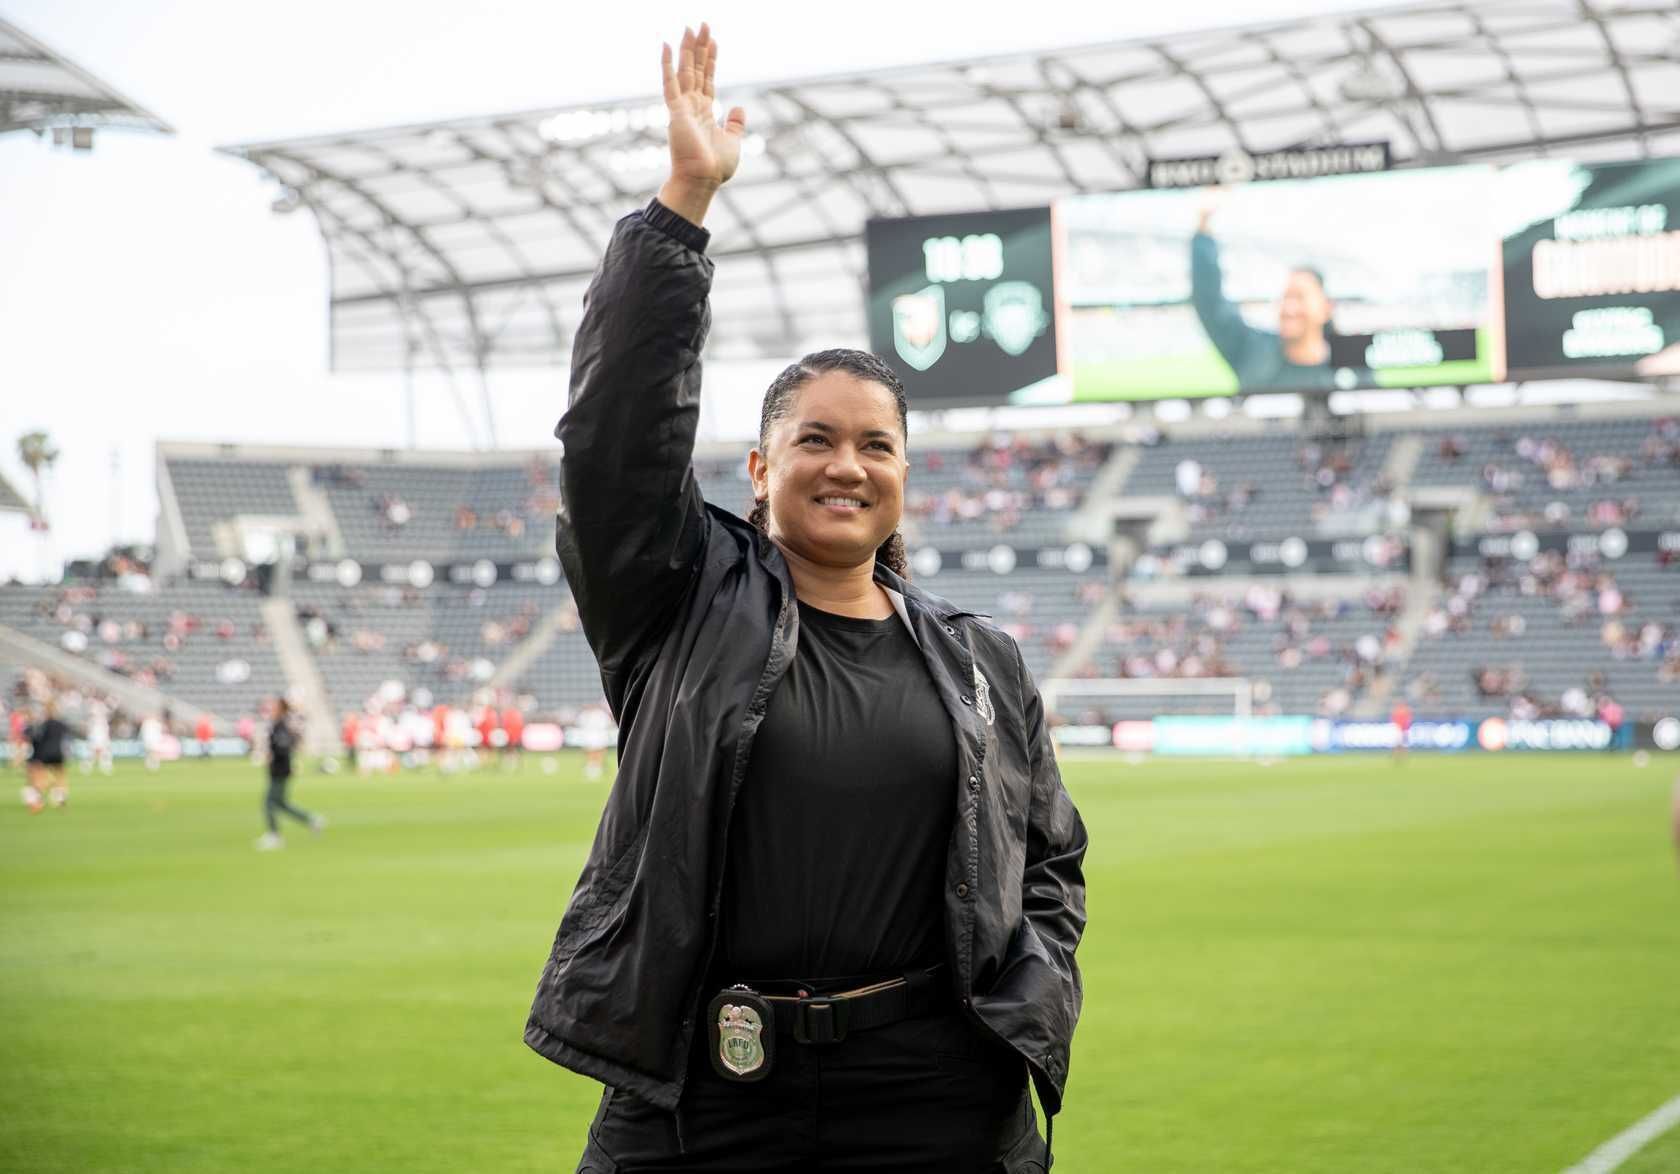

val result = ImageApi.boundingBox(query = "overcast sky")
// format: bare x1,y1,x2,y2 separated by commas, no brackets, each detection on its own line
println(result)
0,0,1377,579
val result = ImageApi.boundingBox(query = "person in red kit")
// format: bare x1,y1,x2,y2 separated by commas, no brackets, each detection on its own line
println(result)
342,711,359,773
500,704,525,772
476,705,501,769
9,707,29,771
195,714,214,760
431,703,449,771
1390,700,1413,764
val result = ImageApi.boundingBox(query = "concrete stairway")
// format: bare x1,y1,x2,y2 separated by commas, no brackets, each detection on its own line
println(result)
261,598,338,755
0,622,216,728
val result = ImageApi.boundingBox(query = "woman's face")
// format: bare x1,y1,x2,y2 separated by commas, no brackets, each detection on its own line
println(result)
748,372,907,569
1278,269,1331,344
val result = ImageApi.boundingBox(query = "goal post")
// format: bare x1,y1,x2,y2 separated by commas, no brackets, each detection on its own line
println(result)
1040,677,1255,725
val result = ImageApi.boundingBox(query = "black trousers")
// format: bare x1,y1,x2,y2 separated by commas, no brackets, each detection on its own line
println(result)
264,774,314,835
576,1010,1046,1173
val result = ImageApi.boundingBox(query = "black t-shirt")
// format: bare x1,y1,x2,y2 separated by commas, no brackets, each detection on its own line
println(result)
718,600,957,981
268,719,297,779
29,718,70,764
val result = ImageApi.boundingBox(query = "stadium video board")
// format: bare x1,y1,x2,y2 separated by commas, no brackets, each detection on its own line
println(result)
1060,165,1503,400
864,207,1058,405
865,157,1680,406
1500,157,1680,379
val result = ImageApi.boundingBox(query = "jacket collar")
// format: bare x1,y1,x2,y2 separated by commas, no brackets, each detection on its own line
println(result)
873,561,979,622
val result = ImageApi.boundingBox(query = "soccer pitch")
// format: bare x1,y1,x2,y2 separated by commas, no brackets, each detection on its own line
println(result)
3,754,1678,1173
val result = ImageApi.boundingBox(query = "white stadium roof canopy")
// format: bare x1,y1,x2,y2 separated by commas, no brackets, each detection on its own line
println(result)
0,16,172,141
221,0,1680,379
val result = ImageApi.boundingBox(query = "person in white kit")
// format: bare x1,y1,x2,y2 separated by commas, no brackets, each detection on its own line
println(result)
83,700,113,777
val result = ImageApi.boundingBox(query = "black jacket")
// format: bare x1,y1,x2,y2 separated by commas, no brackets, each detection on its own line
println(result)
525,200,1088,1118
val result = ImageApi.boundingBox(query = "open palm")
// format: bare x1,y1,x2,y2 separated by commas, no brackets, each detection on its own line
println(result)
662,24,747,190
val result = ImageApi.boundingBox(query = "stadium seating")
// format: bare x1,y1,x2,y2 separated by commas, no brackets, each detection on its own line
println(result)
7,410,1676,728
166,457,298,557
1402,549,1678,720
0,580,286,722
1119,429,1398,541
1409,417,1680,533
309,462,556,563
1061,583,1405,721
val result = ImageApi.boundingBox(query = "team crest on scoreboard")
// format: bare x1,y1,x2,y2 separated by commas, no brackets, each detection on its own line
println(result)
982,281,1048,357
892,285,948,372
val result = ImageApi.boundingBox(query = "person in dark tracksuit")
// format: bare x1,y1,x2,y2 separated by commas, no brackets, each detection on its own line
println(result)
528,26,1087,1173
22,702,72,813
256,699,323,850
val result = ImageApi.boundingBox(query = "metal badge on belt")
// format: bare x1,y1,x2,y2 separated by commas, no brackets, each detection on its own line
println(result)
707,985,775,1082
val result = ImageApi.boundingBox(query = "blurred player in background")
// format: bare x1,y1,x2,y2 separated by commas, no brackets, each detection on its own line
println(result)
1672,777,1679,874
22,701,71,813
140,709,165,772
256,698,324,851
476,703,501,768
574,700,613,781
499,701,524,772
1390,700,1413,764
444,704,473,773
82,699,113,776
341,711,359,773
7,704,27,772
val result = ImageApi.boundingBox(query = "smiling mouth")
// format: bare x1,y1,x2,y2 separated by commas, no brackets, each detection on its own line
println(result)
815,495,868,510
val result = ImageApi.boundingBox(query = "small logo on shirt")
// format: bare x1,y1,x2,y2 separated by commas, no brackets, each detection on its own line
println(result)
972,667,995,727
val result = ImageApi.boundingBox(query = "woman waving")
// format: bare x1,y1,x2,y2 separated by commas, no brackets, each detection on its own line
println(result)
527,24,1087,1172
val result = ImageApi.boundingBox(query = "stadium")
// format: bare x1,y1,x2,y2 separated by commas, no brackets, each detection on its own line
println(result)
3,1,1679,1171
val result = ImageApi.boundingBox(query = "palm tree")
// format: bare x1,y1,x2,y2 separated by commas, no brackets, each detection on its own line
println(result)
17,430,59,527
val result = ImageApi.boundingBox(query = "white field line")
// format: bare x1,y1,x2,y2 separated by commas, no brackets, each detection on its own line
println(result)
1562,1092,1680,1174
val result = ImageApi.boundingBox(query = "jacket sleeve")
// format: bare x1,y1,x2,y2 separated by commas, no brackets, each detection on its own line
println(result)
1190,230,1263,380
1015,642,1088,1110
555,200,714,701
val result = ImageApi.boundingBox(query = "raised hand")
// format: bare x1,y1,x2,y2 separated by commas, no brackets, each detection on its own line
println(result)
658,23,747,226
1195,185,1227,235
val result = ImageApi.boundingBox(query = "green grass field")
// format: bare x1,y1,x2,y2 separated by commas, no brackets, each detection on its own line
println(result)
3,753,1678,1172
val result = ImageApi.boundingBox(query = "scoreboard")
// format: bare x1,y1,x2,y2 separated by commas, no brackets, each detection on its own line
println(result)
864,156,1680,407
864,207,1058,405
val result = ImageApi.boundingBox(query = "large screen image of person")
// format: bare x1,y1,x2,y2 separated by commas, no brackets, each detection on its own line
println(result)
1501,157,1680,379
1059,166,1504,400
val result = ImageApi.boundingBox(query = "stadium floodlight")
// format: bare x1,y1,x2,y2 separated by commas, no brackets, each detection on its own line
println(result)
1337,63,1405,104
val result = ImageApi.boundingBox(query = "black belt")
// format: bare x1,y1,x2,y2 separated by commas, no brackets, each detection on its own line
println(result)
759,963,947,1045
705,964,948,1082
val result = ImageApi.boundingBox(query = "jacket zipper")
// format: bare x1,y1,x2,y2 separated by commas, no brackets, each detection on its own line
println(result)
671,584,798,1096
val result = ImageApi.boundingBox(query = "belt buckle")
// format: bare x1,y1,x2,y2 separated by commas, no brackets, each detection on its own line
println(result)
792,994,850,1045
